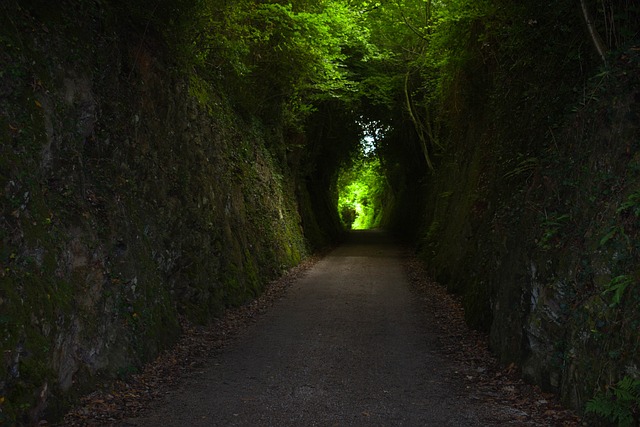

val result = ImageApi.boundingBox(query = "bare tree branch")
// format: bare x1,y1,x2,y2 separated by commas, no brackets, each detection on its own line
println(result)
580,0,608,65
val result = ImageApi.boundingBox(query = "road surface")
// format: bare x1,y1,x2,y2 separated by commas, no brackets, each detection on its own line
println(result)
126,230,502,426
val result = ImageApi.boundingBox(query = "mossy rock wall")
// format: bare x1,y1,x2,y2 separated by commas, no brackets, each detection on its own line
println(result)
0,2,310,422
414,0,640,415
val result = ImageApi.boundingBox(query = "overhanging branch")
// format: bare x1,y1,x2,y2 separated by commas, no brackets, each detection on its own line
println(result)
580,0,608,65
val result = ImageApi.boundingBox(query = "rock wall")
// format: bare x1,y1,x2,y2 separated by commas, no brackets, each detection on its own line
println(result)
0,2,310,422
412,0,640,416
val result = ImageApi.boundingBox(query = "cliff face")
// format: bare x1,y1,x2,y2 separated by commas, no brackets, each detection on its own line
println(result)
0,3,311,422
407,0,640,415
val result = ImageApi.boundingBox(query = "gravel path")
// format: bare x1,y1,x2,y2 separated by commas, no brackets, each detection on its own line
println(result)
122,230,513,426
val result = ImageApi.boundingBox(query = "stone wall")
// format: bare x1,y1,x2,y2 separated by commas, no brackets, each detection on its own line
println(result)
0,2,310,422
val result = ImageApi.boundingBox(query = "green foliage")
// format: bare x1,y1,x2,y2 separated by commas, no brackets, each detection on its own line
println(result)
539,213,571,250
597,189,640,308
602,275,635,307
178,0,374,125
587,376,640,426
337,152,388,230
600,225,625,247
618,191,640,217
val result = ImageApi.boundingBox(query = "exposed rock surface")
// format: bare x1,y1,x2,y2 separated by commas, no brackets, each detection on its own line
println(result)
0,3,312,422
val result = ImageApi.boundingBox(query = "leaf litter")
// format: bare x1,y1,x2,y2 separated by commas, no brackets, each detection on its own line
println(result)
403,253,583,426
61,255,324,426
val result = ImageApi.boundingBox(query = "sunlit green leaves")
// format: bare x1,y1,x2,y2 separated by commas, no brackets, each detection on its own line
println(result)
175,0,501,133
185,0,376,124
337,152,388,230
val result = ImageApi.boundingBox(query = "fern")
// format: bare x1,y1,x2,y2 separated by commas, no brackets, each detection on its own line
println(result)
586,376,640,427
617,191,640,217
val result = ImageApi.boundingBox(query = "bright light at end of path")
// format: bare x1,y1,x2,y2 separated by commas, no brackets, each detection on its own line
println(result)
337,119,390,230
357,118,390,155
362,135,375,155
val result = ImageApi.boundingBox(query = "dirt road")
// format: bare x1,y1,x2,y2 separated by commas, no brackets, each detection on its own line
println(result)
124,231,513,426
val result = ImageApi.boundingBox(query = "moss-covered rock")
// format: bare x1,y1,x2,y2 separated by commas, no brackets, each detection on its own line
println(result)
0,1,319,423
404,0,640,418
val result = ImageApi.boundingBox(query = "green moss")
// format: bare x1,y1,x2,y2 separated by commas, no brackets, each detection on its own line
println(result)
243,250,260,292
0,273,62,421
188,74,216,111
0,0,333,423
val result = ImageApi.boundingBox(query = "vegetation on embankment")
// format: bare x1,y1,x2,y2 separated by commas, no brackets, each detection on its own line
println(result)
383,1,640,424
0,1,334,422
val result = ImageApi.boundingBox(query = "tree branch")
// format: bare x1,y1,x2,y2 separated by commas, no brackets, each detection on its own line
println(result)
580,0,608,65
404,72,434,171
